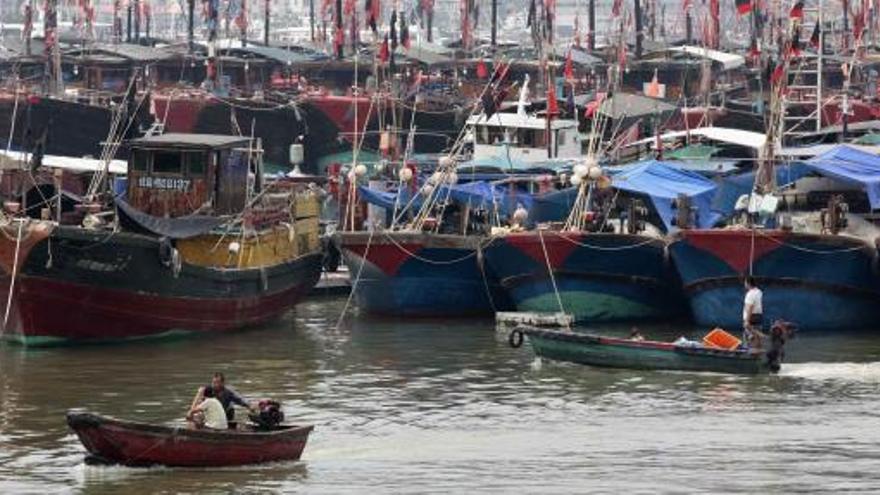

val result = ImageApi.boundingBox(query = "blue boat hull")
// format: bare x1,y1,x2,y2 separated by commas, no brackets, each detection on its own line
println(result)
483,232,684,322
336,231,509,316
670,229,880,330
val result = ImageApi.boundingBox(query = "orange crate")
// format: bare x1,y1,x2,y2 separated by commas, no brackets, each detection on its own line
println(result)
702,328,741,350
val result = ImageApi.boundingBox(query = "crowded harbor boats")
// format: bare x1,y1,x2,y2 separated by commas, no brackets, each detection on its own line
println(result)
7,0,880,473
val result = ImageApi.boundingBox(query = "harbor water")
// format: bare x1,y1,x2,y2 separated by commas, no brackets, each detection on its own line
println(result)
3,296,880,493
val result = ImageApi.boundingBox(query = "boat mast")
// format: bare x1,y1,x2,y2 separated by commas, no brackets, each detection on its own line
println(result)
23,1,33,56
187,0,195,52
588,0,595,51
491,0,498,48
265,0,271,46
134,0,140,42
310,0,316,42
44,0,62,96
634,0,643,59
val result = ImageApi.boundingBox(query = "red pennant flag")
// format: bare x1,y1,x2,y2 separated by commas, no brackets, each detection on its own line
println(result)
810,23,821,49
789,1,804,19
476,59,488,79
379,35,389,63
735,0,752,15
770,62,785,85
547,84,559,116
564,50,574,81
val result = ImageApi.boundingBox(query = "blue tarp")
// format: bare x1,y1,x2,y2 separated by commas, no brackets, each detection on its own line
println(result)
712,163,809,217
530,160,723,230
611,160,721,230
802,145,880,210
357,181,532,217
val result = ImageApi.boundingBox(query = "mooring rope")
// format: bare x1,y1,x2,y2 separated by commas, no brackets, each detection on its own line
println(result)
334,228,375,332
3,219,25,330
538,229,566,317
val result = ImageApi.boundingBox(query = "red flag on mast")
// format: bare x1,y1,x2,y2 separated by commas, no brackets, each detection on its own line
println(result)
564,50,574,81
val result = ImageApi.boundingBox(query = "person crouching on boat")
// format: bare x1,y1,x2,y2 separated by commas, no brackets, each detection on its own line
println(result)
743,277,766,348
190,372,257,423
188,396,228,430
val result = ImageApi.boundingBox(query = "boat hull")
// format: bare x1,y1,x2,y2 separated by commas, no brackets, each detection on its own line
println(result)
483,232,683,322
522,327,771,374
335,231,507,316
669,229,880,330
67,412,313,467
1,225,323,345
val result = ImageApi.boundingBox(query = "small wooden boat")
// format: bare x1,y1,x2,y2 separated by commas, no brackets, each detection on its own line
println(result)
511,327,782,375
67,411,314,467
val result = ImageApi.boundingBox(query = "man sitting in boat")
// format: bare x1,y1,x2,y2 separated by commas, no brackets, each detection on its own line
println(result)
743,277,765,347
188,396,228,430
190,372,256,422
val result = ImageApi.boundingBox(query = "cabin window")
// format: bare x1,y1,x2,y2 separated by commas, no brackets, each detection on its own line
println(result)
132,150,149,172
152,151,183,174
186,152,206,175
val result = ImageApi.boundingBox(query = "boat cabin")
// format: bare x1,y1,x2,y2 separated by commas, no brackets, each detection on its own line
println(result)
127,134,257,218
466,113,581,164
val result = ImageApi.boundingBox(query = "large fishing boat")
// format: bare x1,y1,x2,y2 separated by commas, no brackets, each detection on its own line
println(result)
483,160,717,322
0,133,322,345
670,146,880,330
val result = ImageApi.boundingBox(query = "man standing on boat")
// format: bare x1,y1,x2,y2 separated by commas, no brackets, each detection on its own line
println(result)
743,276,765,347
190,372,257,421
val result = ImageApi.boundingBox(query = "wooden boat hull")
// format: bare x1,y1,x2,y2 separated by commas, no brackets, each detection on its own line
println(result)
670,229,880,330
0,224,323,345
67,411,313,467
483,232,684,322
335,231,510,316
521,327,773,374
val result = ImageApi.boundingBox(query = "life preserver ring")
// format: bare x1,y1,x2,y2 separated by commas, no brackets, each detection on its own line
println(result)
158,237,174,267
508,329,524,348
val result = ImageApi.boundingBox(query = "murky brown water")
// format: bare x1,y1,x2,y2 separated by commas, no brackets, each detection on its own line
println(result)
2,296,880,493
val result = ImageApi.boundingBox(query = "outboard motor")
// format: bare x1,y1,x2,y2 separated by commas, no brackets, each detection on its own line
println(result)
766,320,797,373
248,400,285,430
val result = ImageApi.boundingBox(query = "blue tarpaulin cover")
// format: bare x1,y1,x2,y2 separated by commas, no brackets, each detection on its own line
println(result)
357,181,532,217
801,145,880,210
610,160,720,230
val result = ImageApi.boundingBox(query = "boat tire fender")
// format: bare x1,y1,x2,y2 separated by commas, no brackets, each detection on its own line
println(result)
158,237,174,266
509,329,524,348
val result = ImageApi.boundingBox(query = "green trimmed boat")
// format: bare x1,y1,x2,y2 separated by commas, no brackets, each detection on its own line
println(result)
512,327,784,375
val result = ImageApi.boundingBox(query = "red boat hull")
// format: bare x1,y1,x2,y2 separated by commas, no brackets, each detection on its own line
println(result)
67,412,313,467
5,271,318,343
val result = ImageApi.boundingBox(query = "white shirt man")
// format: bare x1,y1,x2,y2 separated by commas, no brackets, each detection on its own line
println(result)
193,397,228,430
742,277,764,347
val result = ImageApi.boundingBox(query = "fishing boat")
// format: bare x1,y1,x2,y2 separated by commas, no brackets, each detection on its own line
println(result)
67,411,313,467
668,6,880,331
0,133,323,345
511,326,785,374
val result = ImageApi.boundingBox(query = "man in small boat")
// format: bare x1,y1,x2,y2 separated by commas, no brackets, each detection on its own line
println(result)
190,372,256,422
188,396,228,430
743,276,765,347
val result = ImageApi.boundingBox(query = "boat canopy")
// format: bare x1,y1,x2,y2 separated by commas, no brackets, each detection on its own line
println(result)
533,161,720,231
467,113,579,130
667,46,746,70
610,160,720,231
801,145,880,210
0,150,127,174
629,127,766,150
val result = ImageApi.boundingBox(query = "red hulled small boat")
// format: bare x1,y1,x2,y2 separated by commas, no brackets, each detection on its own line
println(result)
67,411,314,467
